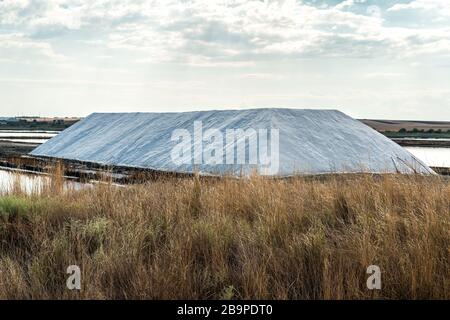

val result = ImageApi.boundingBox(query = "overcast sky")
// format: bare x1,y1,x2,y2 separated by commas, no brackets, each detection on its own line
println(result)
0,0,449,120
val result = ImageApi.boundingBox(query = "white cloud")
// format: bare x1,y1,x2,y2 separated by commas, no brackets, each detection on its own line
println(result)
0,0,29,25
334,0,367,11
389,0,450,16
0,33,65,62
0,1,449,121
99,0,450,63
0,0,449,65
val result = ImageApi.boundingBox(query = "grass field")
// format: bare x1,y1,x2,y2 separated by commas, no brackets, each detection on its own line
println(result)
0,172,448,299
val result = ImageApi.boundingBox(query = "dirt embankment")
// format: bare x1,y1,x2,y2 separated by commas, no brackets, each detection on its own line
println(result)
360,119,450,132
393,139,450,148
0,141,38,159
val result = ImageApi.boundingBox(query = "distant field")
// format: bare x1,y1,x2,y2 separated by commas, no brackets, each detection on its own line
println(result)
3,117,450,134
0,122,75,131
360,119,450,133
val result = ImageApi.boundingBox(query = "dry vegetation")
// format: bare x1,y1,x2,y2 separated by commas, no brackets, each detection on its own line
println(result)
0,171,449,299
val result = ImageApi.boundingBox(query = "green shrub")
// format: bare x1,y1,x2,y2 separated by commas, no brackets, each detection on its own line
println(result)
0,196,33,221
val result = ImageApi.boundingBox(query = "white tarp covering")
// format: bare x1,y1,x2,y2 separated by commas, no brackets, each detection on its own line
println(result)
30,109,434,176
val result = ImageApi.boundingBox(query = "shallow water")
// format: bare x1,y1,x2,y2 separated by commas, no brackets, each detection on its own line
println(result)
395,138,450,141
0,130,57,145
0,132,56,138
0,169,89,195
1,138,49,144
0,130,59,133
406,147,450,168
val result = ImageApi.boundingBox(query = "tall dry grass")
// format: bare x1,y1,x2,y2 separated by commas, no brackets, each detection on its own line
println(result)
0,172,448,299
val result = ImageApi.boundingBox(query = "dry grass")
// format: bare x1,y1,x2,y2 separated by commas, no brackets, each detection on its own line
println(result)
0,172,448,299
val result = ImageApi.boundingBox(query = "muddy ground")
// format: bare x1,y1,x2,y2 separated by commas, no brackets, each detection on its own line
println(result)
0,141,38,160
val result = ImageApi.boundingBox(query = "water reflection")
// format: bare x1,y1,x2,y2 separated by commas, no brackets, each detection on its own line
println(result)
0,169,90,195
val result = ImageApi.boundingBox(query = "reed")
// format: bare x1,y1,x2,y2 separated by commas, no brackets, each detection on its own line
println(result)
0,173,448,299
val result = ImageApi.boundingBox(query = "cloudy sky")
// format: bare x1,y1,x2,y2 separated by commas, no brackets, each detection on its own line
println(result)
0,0,449,120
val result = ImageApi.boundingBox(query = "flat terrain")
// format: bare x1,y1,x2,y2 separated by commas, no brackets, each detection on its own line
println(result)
0,120,77,132
0,141,38,159
360,119,450,133
0,120,68,159
3,117,450,133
